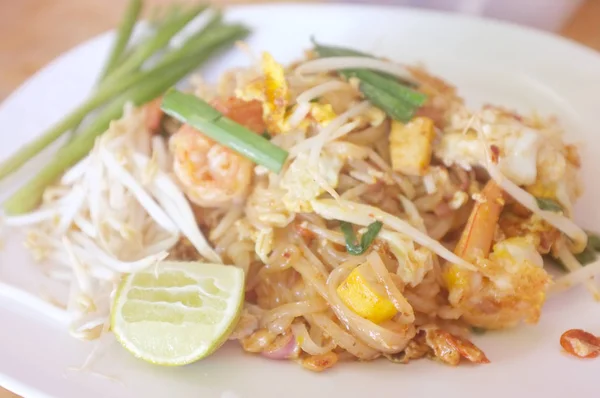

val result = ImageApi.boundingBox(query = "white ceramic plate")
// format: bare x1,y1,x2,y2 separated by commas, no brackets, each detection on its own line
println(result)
1,3,599,398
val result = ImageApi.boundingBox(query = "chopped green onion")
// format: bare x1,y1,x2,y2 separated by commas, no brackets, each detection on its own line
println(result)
586,231,600,251
102,3,207,85
471,327,487,335
576,231,600,265
312,41,426,122
535,197,563,213
312,42,426,106
153,23,250,71
157,10,225,66
311,39,414,85
311,39,370,58
359,81,416,122
160,90,288,173
575,247,598,266
344,69,426,107
98,0,143,80
340,221,383,255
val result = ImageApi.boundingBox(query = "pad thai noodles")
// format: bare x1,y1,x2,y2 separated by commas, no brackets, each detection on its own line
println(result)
3,37,600,371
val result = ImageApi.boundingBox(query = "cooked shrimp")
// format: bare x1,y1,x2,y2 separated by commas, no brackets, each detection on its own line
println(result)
169,97,266,207
423,327,489,365
144,97,164,134
212,97,266,134
444,180,551,329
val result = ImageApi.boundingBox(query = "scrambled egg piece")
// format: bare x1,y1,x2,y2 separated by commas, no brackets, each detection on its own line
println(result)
525,180,557,200
309,103,337,125
282,102,338,133
353,106,387,128
381,231,433,287
337,264,397,324
237,53,339,134
444,237,551,329
236,52,290,134
280,152,343,213
389,117,435,176
437,108,577,200
255,227,274,264
499,210,560,254
262,52,289,133
437,128,541,186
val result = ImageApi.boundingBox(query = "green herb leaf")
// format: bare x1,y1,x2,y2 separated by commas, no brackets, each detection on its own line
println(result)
261,131,272,140
340,221,383,255
586,231,600,252
576,246,598,265
471,327,487,335
309,97,321,103
535,197,563,213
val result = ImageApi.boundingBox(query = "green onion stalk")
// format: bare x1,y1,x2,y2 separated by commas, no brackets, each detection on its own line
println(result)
161,90,289,174
312,41,427,122
0,2,231,181
3,6,250,214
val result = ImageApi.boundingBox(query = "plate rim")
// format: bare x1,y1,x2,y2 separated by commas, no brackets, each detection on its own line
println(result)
3,2,600,112
0,1,600,112
1,3,600,398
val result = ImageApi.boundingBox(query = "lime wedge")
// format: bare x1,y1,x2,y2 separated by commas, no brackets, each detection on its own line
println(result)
111,261,245,366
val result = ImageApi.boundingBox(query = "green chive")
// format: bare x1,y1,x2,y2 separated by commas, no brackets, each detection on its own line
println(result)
586,231,600,252
340,221,383,255
343,69,426,107
160,89,288,173
102,3,207,85
312,40,426,122
359,81,416,122
576,247,598,266
535,197,563,213
312,43,426,106
98,0,143,81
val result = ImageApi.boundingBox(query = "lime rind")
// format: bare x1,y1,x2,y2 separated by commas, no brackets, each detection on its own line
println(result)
111,261,245,366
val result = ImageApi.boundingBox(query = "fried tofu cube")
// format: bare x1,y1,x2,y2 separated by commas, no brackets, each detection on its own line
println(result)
389,117,435,176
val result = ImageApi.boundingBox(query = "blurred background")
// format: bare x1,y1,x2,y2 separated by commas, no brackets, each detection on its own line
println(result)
0,0,599,100
0,0,599,396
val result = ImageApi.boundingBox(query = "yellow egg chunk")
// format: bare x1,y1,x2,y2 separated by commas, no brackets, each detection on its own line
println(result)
262,52,289,134
337,265,397,324
389,117,435,176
